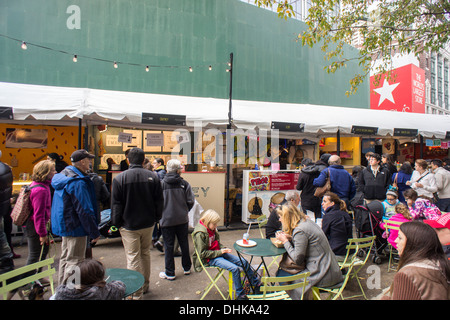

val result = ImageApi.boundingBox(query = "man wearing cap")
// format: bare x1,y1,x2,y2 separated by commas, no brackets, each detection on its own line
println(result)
424,214,450,260
51,149,100,284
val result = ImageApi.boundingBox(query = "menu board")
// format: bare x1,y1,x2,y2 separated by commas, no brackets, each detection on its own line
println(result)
242,170,300,223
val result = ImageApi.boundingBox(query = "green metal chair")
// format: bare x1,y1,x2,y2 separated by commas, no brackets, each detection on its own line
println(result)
338,236,376,300
192,235,234,300
312,254,357,300
248,271,310,300
383,220,403,272
0,258,56,300
256,214,280,271
256,214,268,238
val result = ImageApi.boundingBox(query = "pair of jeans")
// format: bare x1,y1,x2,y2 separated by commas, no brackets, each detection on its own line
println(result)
160,223,191,277
209,253,259,298
25,218,49,266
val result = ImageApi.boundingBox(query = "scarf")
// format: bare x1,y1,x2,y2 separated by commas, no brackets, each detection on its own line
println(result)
200,220,220,251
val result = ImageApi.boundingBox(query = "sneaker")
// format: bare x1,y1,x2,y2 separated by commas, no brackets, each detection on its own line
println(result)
154,241,164,253
183,269,191,275
159,272,176,281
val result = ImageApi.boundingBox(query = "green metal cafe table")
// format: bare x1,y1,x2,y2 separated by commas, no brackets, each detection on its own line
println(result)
233,238,286,293
105,268,145,298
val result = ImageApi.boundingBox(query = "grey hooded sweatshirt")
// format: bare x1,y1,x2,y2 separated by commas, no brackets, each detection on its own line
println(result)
159,172,195,228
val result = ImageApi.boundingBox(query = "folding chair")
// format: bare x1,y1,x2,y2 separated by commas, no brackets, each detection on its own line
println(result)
192,236,234,300
256,214,267,238
0,258,56,300
338,236,376,300
248,271,310,300
312,255,357,300
256,214,280,272
383,220,403,272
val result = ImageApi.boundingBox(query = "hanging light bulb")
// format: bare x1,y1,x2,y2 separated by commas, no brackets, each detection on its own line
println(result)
145,66,149,72
208,65,212,71
73,55,78,62
21,41,27,50
189,66,193,72
113,61,118,69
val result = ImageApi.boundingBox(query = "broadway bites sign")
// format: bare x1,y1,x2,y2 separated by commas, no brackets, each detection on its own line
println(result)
370,64,425,113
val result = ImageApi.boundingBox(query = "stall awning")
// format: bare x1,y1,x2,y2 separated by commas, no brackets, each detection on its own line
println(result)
1,81,449,139
0,82,230,128
231,99,450,139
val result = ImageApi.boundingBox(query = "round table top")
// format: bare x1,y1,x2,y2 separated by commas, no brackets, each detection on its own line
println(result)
233,238,286,257
105,268,144,297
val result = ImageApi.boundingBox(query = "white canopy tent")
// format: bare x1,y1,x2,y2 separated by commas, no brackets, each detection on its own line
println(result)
0,82,230,128
0,81,449,139
231,99,450,139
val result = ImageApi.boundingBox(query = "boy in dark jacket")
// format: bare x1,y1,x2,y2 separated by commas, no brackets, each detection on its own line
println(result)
358,153,390,202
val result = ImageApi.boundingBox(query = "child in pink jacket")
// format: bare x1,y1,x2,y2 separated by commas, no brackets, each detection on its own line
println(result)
380,203,412,249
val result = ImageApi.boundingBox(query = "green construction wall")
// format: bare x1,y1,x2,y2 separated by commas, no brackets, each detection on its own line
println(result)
0,0,369,108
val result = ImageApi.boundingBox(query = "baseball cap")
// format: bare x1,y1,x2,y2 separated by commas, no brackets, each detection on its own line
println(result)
70,149,95,162
424,213,450,230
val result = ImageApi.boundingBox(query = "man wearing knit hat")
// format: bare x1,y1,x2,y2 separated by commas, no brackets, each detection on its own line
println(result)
424,213,450,259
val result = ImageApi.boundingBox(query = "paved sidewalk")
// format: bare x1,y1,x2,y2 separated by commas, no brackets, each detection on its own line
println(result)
9,225,395,300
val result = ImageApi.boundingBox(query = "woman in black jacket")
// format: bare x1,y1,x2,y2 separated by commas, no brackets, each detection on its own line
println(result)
321,192,353,261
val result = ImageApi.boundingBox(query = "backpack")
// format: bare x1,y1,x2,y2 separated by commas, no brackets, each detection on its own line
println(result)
11,184,45,226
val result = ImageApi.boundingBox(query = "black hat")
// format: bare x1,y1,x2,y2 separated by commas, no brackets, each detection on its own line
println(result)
70,149,95,162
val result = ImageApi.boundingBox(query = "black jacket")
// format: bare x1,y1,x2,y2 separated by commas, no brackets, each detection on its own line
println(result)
322,204,353,256
160,172,195,228
358,166,390,201
0,161,13,218
265,199,287,239
296,164,321,208
111,164,163,230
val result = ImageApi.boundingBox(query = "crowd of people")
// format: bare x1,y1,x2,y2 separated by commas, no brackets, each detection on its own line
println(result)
1,147,450,300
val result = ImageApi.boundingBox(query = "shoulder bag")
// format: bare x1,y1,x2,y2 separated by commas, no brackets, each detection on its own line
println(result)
314,169,331,198
279,252,305,275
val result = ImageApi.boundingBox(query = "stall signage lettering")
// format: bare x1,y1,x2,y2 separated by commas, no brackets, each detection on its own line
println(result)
271,121,305,133
142,112,186,126
0,106,13,120
351,126,378,135
250,176,269,188
192,186,210,198
393,128,418,137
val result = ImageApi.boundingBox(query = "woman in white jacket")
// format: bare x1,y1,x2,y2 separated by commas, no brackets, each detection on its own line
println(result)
406,159,437,199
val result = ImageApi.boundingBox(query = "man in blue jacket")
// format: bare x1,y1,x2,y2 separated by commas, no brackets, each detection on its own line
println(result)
51,149,100,285
313,155,356,207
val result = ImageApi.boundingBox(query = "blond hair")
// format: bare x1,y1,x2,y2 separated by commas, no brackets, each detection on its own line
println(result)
276,204,306,235
200,209,221,227
395,203,412,220
32,160,55,182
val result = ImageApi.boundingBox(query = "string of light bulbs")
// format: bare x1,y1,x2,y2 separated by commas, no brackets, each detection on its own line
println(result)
0,33,232,72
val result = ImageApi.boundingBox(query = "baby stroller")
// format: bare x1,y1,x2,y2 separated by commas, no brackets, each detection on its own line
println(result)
353,200,387,264
98,209,121,239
